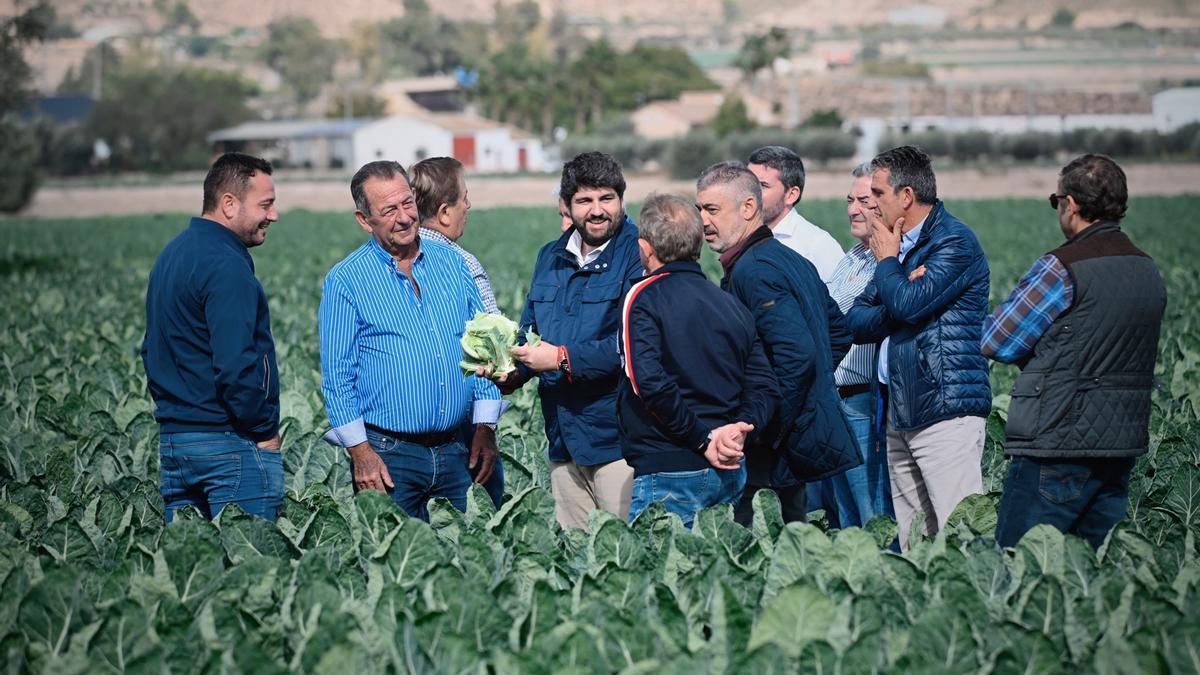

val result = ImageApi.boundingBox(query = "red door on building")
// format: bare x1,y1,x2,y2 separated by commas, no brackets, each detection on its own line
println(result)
453,135,476,169
518,146,528,171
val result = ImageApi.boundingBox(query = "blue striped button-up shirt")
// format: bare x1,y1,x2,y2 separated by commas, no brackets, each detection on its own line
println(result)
826,243,878,386
319,237,503,448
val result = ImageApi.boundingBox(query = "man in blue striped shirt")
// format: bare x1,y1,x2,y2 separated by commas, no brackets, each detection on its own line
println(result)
319,161,503,521
809,164,895,529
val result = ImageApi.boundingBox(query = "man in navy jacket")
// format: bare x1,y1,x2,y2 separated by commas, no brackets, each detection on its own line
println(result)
846,146,991,549
696,161,860,526
142,152,284,522
619,193,779,528
492,153,643,529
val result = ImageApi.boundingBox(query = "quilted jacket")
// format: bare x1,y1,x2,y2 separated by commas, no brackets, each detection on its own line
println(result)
846,201,992,431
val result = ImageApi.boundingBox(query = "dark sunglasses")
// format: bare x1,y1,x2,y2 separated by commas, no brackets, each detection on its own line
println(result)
1048,193,1069,209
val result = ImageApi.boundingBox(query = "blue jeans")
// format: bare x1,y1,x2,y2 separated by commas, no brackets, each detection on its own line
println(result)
812,391,895,528
628,465,746,529
995,456,1135,549
364,429,472,522
460,421,505,508
159,431,285,522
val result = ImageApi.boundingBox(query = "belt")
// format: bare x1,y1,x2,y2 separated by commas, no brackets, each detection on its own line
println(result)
365,424,458,447
837,383,871,399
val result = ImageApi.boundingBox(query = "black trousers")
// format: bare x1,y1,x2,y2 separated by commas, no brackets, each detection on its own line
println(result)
733,481,807,526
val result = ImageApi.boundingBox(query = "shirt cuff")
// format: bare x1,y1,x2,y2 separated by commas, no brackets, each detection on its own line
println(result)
322,417,367,448
472,399,510,425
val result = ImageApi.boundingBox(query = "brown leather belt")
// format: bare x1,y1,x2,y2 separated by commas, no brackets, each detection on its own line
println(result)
365,424,458,447
837,383,871,399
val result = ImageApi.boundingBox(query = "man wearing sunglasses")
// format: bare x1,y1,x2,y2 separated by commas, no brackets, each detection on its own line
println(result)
983,154,1167,550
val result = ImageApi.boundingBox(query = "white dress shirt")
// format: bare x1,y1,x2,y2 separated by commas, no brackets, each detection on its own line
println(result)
770,208,845,282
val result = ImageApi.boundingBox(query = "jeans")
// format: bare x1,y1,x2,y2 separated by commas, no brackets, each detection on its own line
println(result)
460,421,505,508
995,456,1135,549
160,431,285,522
811,391,894,529
629,465,746,529
364,429,472,522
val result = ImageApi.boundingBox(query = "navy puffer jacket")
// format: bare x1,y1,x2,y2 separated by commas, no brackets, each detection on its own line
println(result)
846,201,992,431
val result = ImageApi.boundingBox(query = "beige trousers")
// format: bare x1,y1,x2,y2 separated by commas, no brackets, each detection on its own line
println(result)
549,458,634,529
887,415,986,549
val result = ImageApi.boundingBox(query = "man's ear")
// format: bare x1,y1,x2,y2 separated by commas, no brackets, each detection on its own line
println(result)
901,186,916,210
784,184,802,208
741,195,758,222
436,202,452,227
354,210,372,234
220,192,239,221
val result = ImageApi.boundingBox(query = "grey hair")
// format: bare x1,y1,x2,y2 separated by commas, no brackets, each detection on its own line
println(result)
869,145,937,205
638,193,704,264
851,161,872,178
696,160,762,211
350,160,408,215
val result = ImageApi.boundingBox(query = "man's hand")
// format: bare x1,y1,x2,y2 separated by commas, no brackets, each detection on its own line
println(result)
346,441,394,493
256,434,282,451
474,363,525,394
511,341,561,373
469,424,499,485
908,264,927,282
868,211,905,262
703,422,754,470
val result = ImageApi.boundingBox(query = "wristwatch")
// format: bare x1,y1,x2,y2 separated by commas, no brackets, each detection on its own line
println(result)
557,345,571,375
479,422,498,432
698,430,713,452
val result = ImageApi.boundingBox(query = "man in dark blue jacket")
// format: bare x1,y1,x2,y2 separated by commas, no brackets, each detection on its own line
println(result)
492,153,643,529
846,146,991,549
619,193,779,528
696,161,860,526
142,152,284,522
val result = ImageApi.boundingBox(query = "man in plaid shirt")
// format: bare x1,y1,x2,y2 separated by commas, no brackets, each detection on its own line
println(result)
983,154,1166,549
409,156,505,506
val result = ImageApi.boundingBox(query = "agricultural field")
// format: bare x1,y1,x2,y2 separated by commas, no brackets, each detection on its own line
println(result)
1,196,1198,673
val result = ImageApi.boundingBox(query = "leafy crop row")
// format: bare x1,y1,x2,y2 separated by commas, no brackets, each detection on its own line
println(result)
1,199,1197,672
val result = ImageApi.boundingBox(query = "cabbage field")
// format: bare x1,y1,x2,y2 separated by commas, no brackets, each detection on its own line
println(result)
2,196,1198,673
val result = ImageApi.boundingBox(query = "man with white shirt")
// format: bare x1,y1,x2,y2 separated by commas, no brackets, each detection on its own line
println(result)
845,146,991,549
747,146,845,281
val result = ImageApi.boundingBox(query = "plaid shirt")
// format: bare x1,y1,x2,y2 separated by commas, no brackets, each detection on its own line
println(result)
419,228,499,314
981,254,1074,364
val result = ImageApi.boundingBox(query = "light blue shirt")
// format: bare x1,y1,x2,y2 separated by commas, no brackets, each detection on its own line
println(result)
878,218,925,386
319,237,503,448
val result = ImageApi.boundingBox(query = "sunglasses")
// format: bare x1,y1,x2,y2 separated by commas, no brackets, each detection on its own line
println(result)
1048,193,1069,209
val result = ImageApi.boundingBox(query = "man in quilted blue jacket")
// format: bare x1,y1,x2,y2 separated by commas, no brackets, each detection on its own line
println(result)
846,146,992,549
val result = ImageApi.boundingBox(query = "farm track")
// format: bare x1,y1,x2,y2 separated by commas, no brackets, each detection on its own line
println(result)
18,162,1200,218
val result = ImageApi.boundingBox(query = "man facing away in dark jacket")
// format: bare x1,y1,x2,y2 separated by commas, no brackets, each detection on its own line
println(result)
695,161,861,527
490,152,644,529
846,146,992,549
142,152,284,522
985,154,1166,549
619,193,780,528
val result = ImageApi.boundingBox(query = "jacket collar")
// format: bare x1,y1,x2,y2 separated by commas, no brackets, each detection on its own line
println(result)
719,224,774,275
190,217,253,266
640,259,704,281
906,200,946,252
1064,220,1121,246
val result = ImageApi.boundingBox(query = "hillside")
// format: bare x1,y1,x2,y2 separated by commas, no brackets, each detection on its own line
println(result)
10,0,1200,39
